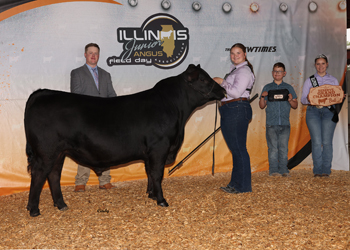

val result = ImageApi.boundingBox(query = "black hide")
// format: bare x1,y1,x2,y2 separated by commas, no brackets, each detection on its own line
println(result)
24,64,226,217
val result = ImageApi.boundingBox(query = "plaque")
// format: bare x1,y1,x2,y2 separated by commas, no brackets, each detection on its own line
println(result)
267,89,289,102
309,85,344,106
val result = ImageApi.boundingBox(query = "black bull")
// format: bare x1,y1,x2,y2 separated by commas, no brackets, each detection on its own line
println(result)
24,64,226,217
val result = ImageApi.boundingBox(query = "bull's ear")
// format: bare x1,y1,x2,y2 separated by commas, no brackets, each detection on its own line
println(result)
197,64,201,68
184,68,199,82
186,64,197,73
187,64,196,70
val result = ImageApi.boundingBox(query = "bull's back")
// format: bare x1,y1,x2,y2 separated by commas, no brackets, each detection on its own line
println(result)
25,88,177,136
24,89,180,167
25,90,85,135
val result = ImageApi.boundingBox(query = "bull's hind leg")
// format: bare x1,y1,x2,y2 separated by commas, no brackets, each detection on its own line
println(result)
47,155,68,211
27,159,50,217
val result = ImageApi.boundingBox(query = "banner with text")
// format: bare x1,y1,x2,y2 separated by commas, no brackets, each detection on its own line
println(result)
0,0,347,195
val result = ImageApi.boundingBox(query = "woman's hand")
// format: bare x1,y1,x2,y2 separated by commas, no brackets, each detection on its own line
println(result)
213,77,223,84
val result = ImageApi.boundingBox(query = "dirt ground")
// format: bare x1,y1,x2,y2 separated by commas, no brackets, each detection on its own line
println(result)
0,169,349,250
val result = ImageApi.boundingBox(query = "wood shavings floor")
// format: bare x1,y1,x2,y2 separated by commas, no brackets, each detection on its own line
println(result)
0,169,349,249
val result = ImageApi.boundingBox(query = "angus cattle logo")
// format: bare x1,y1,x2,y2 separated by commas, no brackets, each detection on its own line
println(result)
107,13,189,69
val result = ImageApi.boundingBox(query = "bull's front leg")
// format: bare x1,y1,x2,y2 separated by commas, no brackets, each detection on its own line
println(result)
151,171,168,207
145,161,156,200
146,154,169,207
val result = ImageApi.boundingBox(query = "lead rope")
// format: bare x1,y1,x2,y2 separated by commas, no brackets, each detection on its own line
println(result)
212,101,218,175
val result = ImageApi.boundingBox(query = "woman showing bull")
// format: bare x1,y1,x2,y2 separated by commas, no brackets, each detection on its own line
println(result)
213,43,255,194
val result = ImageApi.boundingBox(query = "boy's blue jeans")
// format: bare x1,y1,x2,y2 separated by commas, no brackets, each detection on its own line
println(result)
266,125,290,175
219,100,252,193
306,106,336,175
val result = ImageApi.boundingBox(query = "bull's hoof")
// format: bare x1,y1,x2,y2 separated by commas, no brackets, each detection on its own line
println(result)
27,205,41,217
29,209,41,217
54,202,68,211
148,194,157,201
59,206,69,211
157,201,169,207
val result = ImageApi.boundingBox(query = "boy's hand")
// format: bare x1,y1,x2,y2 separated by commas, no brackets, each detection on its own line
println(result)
261,91,268,98
259,91,268,109
288,94,298,109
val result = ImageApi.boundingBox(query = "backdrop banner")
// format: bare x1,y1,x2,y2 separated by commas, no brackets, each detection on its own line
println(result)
0,0,348,195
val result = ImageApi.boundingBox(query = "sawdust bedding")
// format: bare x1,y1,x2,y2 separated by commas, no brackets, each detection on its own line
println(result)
0,169,349,250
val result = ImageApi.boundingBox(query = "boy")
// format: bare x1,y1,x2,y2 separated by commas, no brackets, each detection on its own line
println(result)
259,62,298,177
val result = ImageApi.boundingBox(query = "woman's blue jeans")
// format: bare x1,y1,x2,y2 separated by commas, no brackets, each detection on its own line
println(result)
306,106,337,175
219,100,252,193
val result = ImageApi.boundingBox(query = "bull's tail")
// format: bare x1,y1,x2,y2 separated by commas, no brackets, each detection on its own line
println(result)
26,143,34,174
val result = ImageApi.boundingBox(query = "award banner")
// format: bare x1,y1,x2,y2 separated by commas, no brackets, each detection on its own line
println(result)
0,0,348,195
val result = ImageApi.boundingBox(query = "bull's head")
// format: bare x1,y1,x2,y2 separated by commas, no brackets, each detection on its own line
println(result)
183,64,226,100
